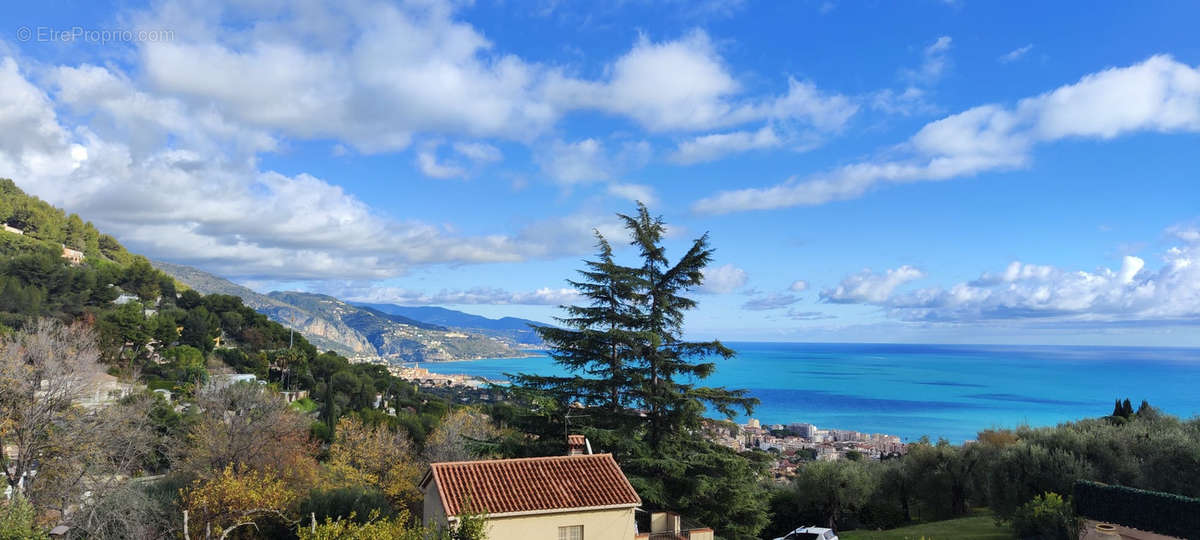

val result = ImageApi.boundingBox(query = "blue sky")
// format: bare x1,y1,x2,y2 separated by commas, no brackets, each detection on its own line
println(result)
3,1,1200,345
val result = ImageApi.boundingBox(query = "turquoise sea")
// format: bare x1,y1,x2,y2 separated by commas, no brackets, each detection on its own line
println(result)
417,342,1200,443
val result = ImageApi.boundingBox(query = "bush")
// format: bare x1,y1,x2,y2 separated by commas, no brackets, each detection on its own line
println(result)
1010,492,1080,540
299,486,395,524
0,496,48,540
1074,480,1200,539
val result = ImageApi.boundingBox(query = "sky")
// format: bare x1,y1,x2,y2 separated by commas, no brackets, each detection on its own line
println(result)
2,1,1200,346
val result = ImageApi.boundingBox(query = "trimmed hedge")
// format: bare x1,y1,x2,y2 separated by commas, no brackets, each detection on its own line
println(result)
1073,480,1200,539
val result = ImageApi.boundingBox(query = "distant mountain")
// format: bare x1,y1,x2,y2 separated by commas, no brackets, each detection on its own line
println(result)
153,262,530,361
355,303,548,346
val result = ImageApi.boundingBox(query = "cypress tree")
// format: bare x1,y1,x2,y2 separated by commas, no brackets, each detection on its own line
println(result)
1122,398,1134,418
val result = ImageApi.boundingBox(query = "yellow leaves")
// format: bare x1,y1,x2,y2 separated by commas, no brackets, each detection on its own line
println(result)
297,510,423,540
182,464,299,533
325,417,422,510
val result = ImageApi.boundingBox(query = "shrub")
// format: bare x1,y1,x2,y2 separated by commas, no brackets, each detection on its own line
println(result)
1074,480,1200,539
299,485,395,525
0,496,48,540
1010,492,1080,540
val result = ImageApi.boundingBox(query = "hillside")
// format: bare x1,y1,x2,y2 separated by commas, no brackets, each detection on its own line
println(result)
152,261,530,361
151,261,374,355
266,291,525,361
354,303,548,346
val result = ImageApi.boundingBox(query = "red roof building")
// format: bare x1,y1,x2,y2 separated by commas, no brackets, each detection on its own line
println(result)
420,453,642,539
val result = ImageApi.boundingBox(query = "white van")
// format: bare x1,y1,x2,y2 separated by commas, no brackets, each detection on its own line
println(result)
775,526,839,540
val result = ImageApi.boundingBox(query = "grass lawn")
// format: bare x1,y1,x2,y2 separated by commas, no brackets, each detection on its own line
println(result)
840,510,1014,540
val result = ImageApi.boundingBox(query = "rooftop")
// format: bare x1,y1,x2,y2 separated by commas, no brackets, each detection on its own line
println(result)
423,453,641,517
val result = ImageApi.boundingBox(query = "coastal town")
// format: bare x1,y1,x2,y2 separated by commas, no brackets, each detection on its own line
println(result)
387,362,908,482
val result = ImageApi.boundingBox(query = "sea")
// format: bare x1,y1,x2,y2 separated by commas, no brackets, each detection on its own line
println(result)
416,342,1200,443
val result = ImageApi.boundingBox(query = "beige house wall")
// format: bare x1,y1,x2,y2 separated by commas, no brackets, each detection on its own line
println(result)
482,507,636,540
422,491,636,540
422,482,448,526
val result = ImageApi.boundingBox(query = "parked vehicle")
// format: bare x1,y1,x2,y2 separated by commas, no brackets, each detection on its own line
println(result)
775,526,839,540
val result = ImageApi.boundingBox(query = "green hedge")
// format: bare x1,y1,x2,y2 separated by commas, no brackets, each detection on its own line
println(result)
1073,480,1200,539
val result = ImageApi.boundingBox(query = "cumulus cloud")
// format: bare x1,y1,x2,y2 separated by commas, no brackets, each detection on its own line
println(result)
820,265,926,304
742,293,800,311
789,280,809,292
546,30,856,134
819,227,1200,325
0,58,621,280
695,55,1200,214
999,44,1034,64
700,263,749,294
129,2,852,157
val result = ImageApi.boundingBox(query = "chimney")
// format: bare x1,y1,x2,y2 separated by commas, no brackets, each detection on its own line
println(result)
567,434,589,456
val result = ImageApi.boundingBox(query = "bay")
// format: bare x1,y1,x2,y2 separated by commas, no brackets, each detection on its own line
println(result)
417,342,1200,443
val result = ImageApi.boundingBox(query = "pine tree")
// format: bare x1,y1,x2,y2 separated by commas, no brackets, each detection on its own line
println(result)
1122,398,1134,418
1112,399,1123,418
616,205,756,452
506,204,766,537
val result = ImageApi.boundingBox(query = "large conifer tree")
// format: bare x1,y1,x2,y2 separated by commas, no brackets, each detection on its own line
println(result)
506,204,767,538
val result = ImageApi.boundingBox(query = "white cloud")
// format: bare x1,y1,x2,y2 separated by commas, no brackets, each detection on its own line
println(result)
0,58,613,281
669,125,781,164
606,183,657,204
787,309,836,321
536,138,651,184
700,264,749,294
869,86,937,116
818,226,1200,325
999,44,1034,64
820,265,925,304
903,36,952,85
789,280,809,292
416,146,467,179
127,3,853,156
545,30,856,134
452,141,502,162
342,286,582,306
695,55,1200,214
742,293,800,311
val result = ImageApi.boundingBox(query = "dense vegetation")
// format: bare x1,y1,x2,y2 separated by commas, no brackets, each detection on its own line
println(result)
0,180,487,538
763,405,1200,538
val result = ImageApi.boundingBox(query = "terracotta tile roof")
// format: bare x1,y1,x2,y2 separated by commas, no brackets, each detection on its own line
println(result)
425,453,641,517
567,434,586,446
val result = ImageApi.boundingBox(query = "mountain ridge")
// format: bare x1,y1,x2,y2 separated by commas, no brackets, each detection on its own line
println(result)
352,303,547,346
152,261,533,361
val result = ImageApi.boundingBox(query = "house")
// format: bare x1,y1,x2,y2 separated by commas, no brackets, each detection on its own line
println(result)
61,244,85,265
420,452,642,539
1,223,22,235
77,372,135,409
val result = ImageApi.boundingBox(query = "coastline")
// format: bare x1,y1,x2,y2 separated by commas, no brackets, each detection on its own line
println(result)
401,342,1200,444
